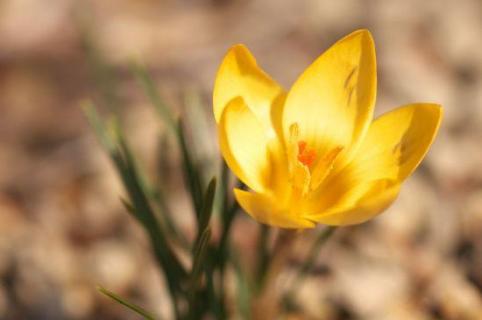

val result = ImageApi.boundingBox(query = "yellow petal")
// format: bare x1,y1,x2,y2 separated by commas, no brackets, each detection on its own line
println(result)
213,44,285,131
219,97,271,192
282,29,377,173
314,181,401,225
306,103,442,221
343,102,443,183
234,188,315,229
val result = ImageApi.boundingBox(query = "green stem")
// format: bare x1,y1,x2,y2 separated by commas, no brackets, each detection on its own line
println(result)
215,162,234,319
255,225,271,292
285,226,337,297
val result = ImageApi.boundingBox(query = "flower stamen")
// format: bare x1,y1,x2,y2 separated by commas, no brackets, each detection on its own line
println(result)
297,141,316,167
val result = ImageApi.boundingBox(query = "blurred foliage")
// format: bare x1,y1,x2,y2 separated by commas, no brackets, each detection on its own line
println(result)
0,0,481,319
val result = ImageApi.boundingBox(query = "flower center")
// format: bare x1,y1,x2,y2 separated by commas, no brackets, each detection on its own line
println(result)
297,140,316,167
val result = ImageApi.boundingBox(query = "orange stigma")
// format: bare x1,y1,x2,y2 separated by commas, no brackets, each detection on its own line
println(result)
297,141,316,167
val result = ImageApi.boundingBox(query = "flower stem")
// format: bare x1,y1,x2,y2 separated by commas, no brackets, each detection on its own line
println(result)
255,224,271,291
251,229,297,319
285,226,337,298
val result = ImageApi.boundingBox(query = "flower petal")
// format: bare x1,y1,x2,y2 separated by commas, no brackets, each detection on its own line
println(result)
305,103,442,220
314,181,401,225
213,44,285,130
234,188,315,229
282,29,377,171
219,97,271,192
342,102,443,183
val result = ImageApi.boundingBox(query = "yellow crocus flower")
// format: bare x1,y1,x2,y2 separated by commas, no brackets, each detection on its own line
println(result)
213,29,442,228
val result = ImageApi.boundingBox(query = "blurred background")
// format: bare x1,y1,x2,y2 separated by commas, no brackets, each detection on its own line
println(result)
0,0,481,319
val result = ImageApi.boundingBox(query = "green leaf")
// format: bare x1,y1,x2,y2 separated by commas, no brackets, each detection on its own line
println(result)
82,102,116,153
216,171,242,267
130,61,205,238
191,228,212,288
182,89,216,182
114,126,187,281
186,178,216,318
177,120,204,218
84,104,186,318
130,61,177,135
80,22,123,112
97,286,157,320
150,136,190,250
130,63,206,235
120,197,135,214
230,249,251,319
215,161,229,222
198,177,216,235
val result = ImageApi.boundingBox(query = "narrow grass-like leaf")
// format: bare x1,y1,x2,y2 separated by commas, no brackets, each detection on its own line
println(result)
97,286,157,320
191,228,211,287
130,65,201,246
185,178,217,318
217,174,242,265
198,177,216,236
205,261,225,319
84,104,186,318
120,197,135,215
130,61,177,135
230,249,251,319
151,135,190,250
82,102,116,152
114,126,187,280
216,161,229,221
80,24,123,112
182,89,216,182
131,63,204,227
177,120,204,217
